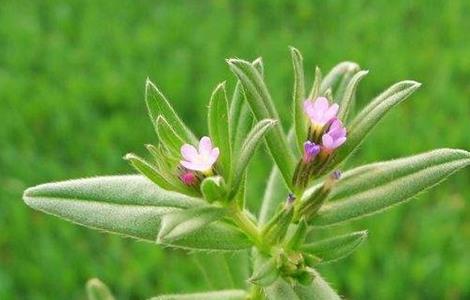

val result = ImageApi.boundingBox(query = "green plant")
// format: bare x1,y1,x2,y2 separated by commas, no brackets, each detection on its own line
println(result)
23,47,470,299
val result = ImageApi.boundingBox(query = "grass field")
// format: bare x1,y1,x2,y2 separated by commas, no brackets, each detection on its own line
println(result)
1,0,469,299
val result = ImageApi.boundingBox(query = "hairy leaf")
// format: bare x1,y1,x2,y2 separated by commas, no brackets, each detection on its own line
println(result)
337,70,369,122
156,115,185,158
145,79,197,144
309,149,470,226
208,82,231,177
230,119,277,197
331,80,421,170
293,270,341,300
124,153,177,191
302,231,367,263
258,166,288,225
201,176,226,203
264,278,300,300
158,206,227,242
290,47,306,153
150,290,247,300
320,61,359,94
227,59,296,189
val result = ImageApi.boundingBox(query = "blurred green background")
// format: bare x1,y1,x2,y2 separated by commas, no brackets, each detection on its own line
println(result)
1,0,469,299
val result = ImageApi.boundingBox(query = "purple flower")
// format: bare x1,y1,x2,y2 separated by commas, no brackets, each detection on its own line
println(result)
322,119,347,151
180,136,220,173
303,97,339,127
303,141,321,162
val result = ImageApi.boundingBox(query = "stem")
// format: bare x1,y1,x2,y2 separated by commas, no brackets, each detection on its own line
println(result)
229,203,269,253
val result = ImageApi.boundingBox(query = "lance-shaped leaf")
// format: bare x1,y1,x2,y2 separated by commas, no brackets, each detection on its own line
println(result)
208,82,231,177
264,278,300,300
158,206,227,242
193,251,250,290
23,176,250,251
290,47,306,153
145,79,197,144
23,175,202,240
329,80,421,171
258,166,288,225
150,290,247,300
310,149,470,226
307,67,322,100
229,119,277,198
86,278,115,300
320,61,359,94
249,257,280,287
302,231,367,263
337,70,369,122
124,153,177,191
227,59,296,189
155,115,185,158
293,269,341,300
201,176,226,203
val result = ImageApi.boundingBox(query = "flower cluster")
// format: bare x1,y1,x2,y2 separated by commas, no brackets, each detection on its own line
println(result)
293,97,347,189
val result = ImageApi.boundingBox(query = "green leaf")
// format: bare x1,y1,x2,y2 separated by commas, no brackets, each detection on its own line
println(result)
145,79,197,144
155,115,185,158
227,59,296,189
293,270,341,300
290,47,306,153
124,153,178,191
158,206,226,242
86,278,115,300
330,80,421,171
229,119,277,198
201,176,226,203
193,251,250,290
149,290,247,300
337,70,369,122
208,82,231,177
302,231,367,263
264,278,300,300
307,67,322,100
258,166,288,225
23,175,203,241
249,257,280,287
252,57,264,76
310,149,470,226
320,61,359,94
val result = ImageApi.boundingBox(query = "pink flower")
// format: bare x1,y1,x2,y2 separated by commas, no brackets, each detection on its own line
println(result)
322,119,347,151
303,97,339,127
303,141,321,163
180,136,220,173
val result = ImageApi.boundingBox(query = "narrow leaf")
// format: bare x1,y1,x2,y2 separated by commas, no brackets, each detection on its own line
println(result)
208,82,231,177
330,80,421,170
229,119,277,197
307,67,322,100
258,166,288,225
86,278,115,300
227,59,296,189
201,176,226,203
145,79,197,143
156,116,185,158
23,175,202,240
290,46,306,152
158,206,227,242
302,231,367,263
264,278,300,300
320,61,359,94
249,257,279,287
124,153,177,191
293,270,341,300
337,70,369,122
309,149,470,226
150,290,247,300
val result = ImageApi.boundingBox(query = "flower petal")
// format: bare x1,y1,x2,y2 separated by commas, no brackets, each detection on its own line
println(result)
199,136,213,155
209,147,220,164
322,134,334,149
313,97,329,113
181,144,198,161
333,136,347,148
324,103,339,122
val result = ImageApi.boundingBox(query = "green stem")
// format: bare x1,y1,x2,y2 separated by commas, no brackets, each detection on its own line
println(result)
229,203,269,253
